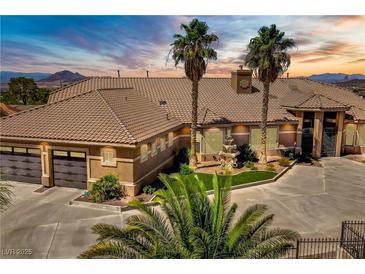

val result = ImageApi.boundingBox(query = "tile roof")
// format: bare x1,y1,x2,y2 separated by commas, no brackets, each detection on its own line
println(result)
1,89,181,145
280,91,348,110
48,77,299,123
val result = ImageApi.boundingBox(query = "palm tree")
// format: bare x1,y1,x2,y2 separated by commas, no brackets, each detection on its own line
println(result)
0,182,14,212
79,174,298,259
169,19,219,168
245,24,295,164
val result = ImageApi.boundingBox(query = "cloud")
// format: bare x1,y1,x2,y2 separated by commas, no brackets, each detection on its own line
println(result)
320,15,365,27
347,58,365,64
291,41,363,63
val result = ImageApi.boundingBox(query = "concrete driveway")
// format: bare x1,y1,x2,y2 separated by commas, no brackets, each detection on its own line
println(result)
1,157,364,258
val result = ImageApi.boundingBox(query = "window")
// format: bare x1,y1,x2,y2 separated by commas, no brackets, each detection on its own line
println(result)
151,140,157,156
267,128,278,149
27,148,41,155
140,144,149,162
53,150,68,157
359,124,365,146
205,129,223,154
14,147,27,154
344,125,355,146
196,131,202,153
250,127,278,150
160,136,166,151
100,147,116,166
168,132,174,147
0,146,12,152
226,127,232,137
70,151,86,158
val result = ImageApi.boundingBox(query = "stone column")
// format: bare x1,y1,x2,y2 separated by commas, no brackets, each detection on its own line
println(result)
41,144,54,187
312,112,324,158
335,111,345,157
295,111,304,154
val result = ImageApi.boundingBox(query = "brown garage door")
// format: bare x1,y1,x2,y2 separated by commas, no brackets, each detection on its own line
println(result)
52,150,87,189
0,146,42,184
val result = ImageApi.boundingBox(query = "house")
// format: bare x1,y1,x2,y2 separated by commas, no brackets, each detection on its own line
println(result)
1,68,364,195
0,103,41,117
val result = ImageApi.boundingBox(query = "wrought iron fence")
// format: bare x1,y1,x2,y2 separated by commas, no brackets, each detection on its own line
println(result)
254,220,365,259
340,220,365,259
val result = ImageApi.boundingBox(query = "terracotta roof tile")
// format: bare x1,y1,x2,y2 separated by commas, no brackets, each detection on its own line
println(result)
1,88,181,144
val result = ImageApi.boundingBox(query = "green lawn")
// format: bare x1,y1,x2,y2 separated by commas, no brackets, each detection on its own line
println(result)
193,171,277,191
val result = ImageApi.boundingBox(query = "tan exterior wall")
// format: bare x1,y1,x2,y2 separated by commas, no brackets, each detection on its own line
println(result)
231,125,250,145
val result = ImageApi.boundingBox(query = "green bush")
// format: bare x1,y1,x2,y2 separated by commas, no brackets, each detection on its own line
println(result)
278,157,291,167
244,161,254,169
180,163,193,175
90,174,122,203
143,185,156,195
266,163,276,172
237,144,258,163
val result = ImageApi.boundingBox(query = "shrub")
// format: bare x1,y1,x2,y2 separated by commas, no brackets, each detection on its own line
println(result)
180,163,193,175
362,160,365,164
237,144,258,163
90,174,122,203
278,157,291,167
244,161,254,169
143,185,156,195
266,163,276,172
250,166,258,171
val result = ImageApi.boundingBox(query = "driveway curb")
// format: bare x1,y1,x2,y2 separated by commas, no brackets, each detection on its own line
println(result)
69,161,296,212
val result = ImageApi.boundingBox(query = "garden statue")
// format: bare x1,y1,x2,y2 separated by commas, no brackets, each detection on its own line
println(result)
218,135,240,171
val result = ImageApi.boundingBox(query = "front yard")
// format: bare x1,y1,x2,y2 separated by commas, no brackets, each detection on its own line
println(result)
194,171,277,191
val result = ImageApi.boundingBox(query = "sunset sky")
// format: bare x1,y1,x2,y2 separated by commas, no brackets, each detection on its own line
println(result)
1,15,364,77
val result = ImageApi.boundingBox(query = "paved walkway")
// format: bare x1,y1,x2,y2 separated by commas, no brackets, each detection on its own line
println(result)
1,157,364,258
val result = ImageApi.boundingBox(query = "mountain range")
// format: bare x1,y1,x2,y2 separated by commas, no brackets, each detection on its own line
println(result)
1,70,365,85
308,73,365,83
0,70,86,84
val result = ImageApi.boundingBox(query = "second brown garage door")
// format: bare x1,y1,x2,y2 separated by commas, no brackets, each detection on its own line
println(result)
52,150,87,189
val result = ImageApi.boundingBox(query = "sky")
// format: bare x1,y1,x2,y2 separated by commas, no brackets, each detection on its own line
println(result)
1,15,364,77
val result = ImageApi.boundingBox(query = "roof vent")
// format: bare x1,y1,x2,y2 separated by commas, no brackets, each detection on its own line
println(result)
231,66,252,94
159,100,167,106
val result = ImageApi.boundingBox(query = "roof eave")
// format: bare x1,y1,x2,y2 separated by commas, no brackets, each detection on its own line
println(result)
0,136,137,148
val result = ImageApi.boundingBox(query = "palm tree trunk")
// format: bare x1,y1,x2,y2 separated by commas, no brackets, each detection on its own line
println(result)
259,80,270,164
190,80,199,168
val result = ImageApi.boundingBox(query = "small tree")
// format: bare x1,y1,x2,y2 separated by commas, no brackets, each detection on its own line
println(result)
8,77,37,105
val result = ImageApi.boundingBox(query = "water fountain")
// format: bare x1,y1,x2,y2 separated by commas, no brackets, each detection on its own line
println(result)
218,135,240,171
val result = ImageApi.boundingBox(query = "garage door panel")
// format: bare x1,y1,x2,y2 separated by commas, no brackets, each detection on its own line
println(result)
52,151,87,189
0,153,42,184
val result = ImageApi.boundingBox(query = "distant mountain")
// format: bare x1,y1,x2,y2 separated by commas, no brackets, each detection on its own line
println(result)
308,73,365,83
38,70,86,83
0,71,52,83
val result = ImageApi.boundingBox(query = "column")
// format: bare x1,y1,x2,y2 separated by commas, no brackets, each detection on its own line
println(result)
312,112,324,158
335,111,345,157
41,144,54,187
295,111,304,153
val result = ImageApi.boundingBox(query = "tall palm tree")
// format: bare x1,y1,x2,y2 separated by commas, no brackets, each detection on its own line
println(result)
170,19,219,168
79,174,298,259
245,24,295,164
0,182,14,212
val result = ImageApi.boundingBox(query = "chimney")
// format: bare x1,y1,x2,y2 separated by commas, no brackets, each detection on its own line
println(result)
146,70,149,78
117,70,120,78
231,66,252,94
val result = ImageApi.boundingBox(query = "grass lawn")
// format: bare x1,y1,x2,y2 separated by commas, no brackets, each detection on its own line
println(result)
194,171,277,191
